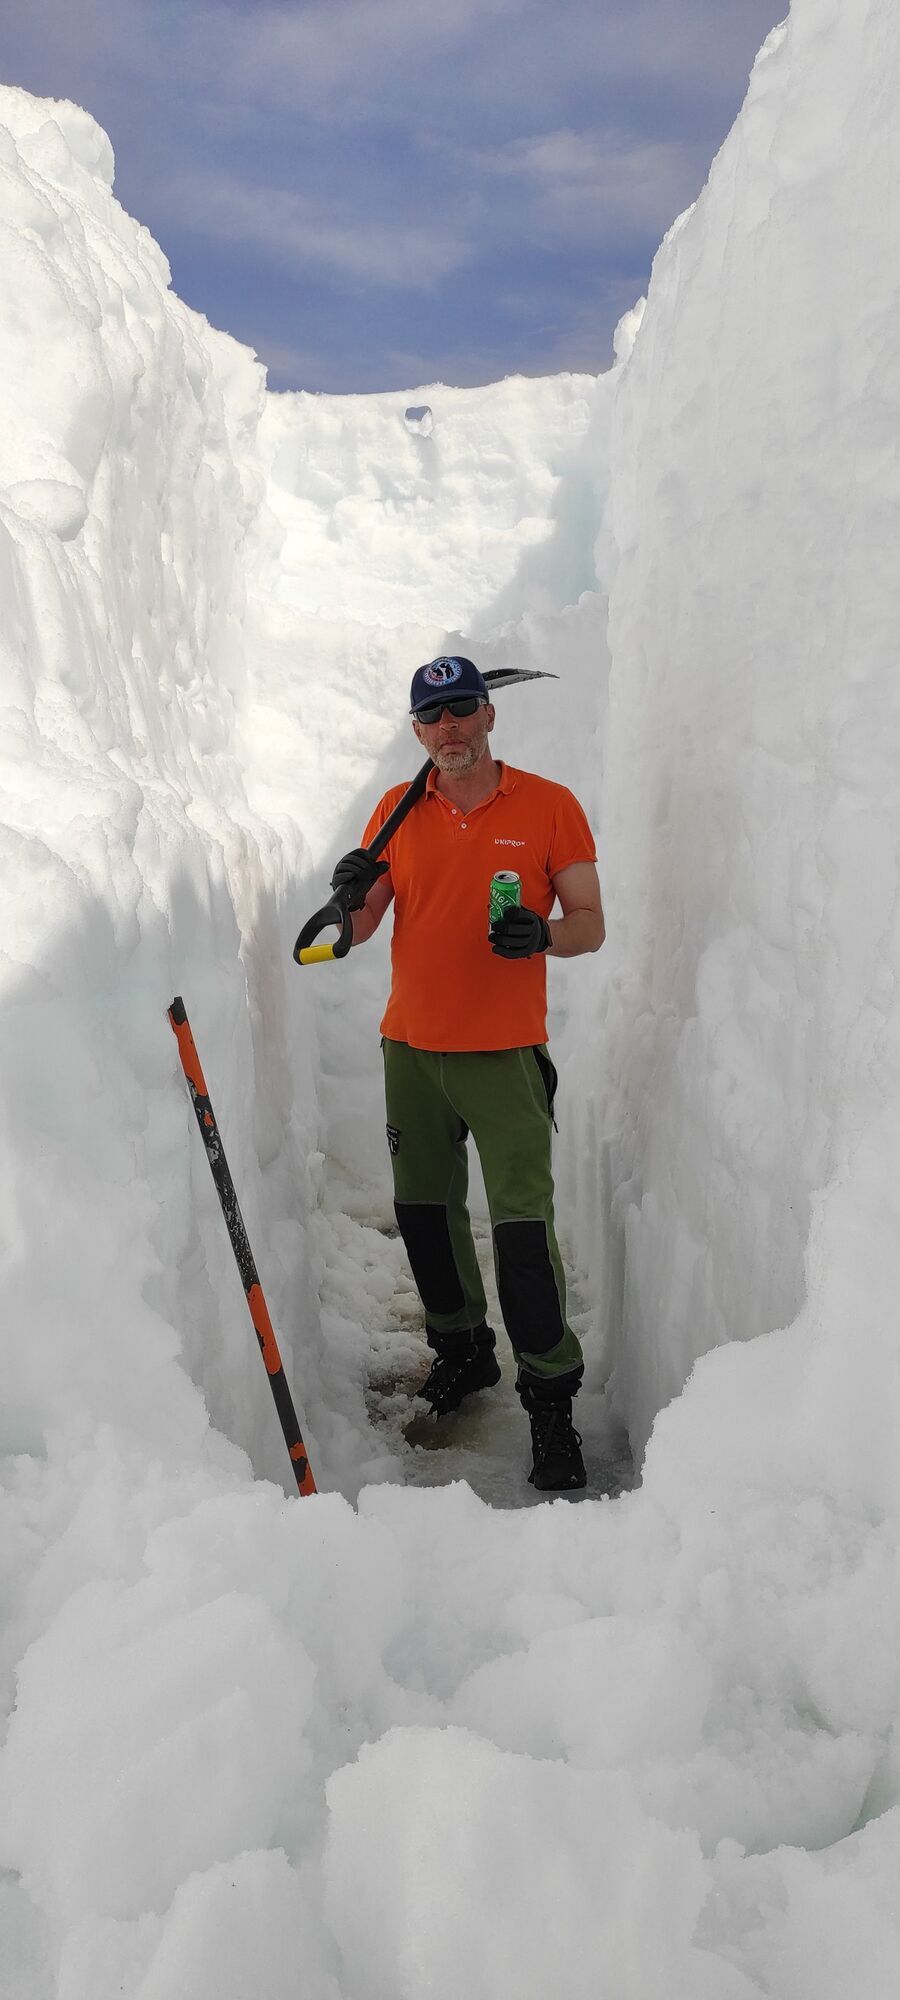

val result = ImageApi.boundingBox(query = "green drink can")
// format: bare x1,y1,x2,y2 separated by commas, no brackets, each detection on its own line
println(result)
489,870,521,932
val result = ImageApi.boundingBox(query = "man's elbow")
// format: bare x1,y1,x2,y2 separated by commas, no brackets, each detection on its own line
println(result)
565,909,604,953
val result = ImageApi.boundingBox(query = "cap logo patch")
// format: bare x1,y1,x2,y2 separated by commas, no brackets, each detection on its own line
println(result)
423,657,463,689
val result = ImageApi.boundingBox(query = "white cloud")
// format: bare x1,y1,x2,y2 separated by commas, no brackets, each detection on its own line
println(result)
166,170,470,287
489,126,709,237
214,0,529,101
1,0,783,132
210,0,782,124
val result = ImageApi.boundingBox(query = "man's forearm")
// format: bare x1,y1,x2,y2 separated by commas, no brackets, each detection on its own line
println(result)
353,903,603,951
547,909,605,958
351,905,378,945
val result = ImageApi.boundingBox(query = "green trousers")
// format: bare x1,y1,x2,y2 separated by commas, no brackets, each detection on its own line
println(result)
382,1037,583,1379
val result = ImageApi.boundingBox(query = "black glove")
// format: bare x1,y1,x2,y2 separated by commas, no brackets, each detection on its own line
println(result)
330,847,389,912
489,905,552,958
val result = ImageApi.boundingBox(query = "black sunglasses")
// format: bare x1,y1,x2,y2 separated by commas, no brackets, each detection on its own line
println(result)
413,695,487,725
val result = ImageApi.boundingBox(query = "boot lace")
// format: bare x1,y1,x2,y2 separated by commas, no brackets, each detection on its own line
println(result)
529,1403,583,1467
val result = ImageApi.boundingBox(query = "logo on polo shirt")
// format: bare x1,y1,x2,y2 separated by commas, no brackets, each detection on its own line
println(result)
495,838,525,847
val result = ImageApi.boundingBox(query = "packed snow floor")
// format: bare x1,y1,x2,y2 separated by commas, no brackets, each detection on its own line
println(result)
323,1191,634,1507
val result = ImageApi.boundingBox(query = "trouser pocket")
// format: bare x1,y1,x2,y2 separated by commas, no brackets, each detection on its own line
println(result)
531,1045,559,1131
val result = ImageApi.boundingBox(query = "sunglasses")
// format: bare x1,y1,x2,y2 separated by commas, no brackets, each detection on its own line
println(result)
413,695,487,725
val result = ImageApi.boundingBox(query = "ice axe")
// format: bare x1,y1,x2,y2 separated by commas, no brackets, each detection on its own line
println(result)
293,668,558,965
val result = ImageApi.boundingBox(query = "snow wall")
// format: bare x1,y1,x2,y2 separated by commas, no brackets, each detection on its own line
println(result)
3,0,900,1991
596,0,900,1482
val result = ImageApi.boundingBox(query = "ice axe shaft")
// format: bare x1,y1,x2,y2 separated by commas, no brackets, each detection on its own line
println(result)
293,668,558,965
293,760,430,963
168,997,317,1497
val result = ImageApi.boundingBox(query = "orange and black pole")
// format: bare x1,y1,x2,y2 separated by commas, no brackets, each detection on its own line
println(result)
167,997,316,1496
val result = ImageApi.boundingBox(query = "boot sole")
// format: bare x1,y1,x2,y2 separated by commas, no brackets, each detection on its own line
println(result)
529,1466,587,1491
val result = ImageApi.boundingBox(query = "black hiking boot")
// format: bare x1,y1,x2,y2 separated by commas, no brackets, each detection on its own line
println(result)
517,1369,586,1491
417,1323,501,1416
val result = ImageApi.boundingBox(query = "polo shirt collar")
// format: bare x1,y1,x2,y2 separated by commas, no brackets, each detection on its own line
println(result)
425,760,516,797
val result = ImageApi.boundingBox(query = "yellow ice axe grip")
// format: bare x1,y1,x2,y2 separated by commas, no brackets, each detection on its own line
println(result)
293,894,354,965
297,941,337,965
293,761,434,973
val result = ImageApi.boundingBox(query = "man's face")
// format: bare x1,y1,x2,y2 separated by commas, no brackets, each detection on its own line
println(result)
412,698,495,775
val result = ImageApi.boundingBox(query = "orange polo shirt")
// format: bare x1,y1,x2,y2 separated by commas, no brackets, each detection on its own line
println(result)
361,762,597,1052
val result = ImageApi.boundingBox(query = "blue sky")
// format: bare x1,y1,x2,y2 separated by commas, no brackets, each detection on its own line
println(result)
0,0,783,393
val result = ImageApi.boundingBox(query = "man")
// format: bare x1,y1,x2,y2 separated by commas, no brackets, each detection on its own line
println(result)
331,655,604,1490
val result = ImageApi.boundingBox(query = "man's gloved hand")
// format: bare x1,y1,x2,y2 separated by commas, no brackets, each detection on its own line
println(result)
330,847,389,912
489,904,553,958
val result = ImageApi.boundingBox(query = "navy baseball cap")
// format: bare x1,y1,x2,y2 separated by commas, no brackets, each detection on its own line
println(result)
409,655,489,715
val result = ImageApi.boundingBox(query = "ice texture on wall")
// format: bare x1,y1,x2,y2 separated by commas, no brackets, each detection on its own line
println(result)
0,83,395,1539
580,0,900,1490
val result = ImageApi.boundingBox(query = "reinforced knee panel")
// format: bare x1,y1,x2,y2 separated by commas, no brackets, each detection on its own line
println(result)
394,1201,466,1314
493,1217,566,1355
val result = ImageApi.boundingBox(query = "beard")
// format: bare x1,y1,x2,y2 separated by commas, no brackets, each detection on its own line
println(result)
430,725,492,775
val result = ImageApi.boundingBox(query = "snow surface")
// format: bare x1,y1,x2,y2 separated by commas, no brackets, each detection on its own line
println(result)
3,2,900,1991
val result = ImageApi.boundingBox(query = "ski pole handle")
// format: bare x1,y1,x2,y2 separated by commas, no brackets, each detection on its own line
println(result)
293,893,354,966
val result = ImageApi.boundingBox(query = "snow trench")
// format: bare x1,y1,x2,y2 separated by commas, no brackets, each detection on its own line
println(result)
3,5,900,1987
